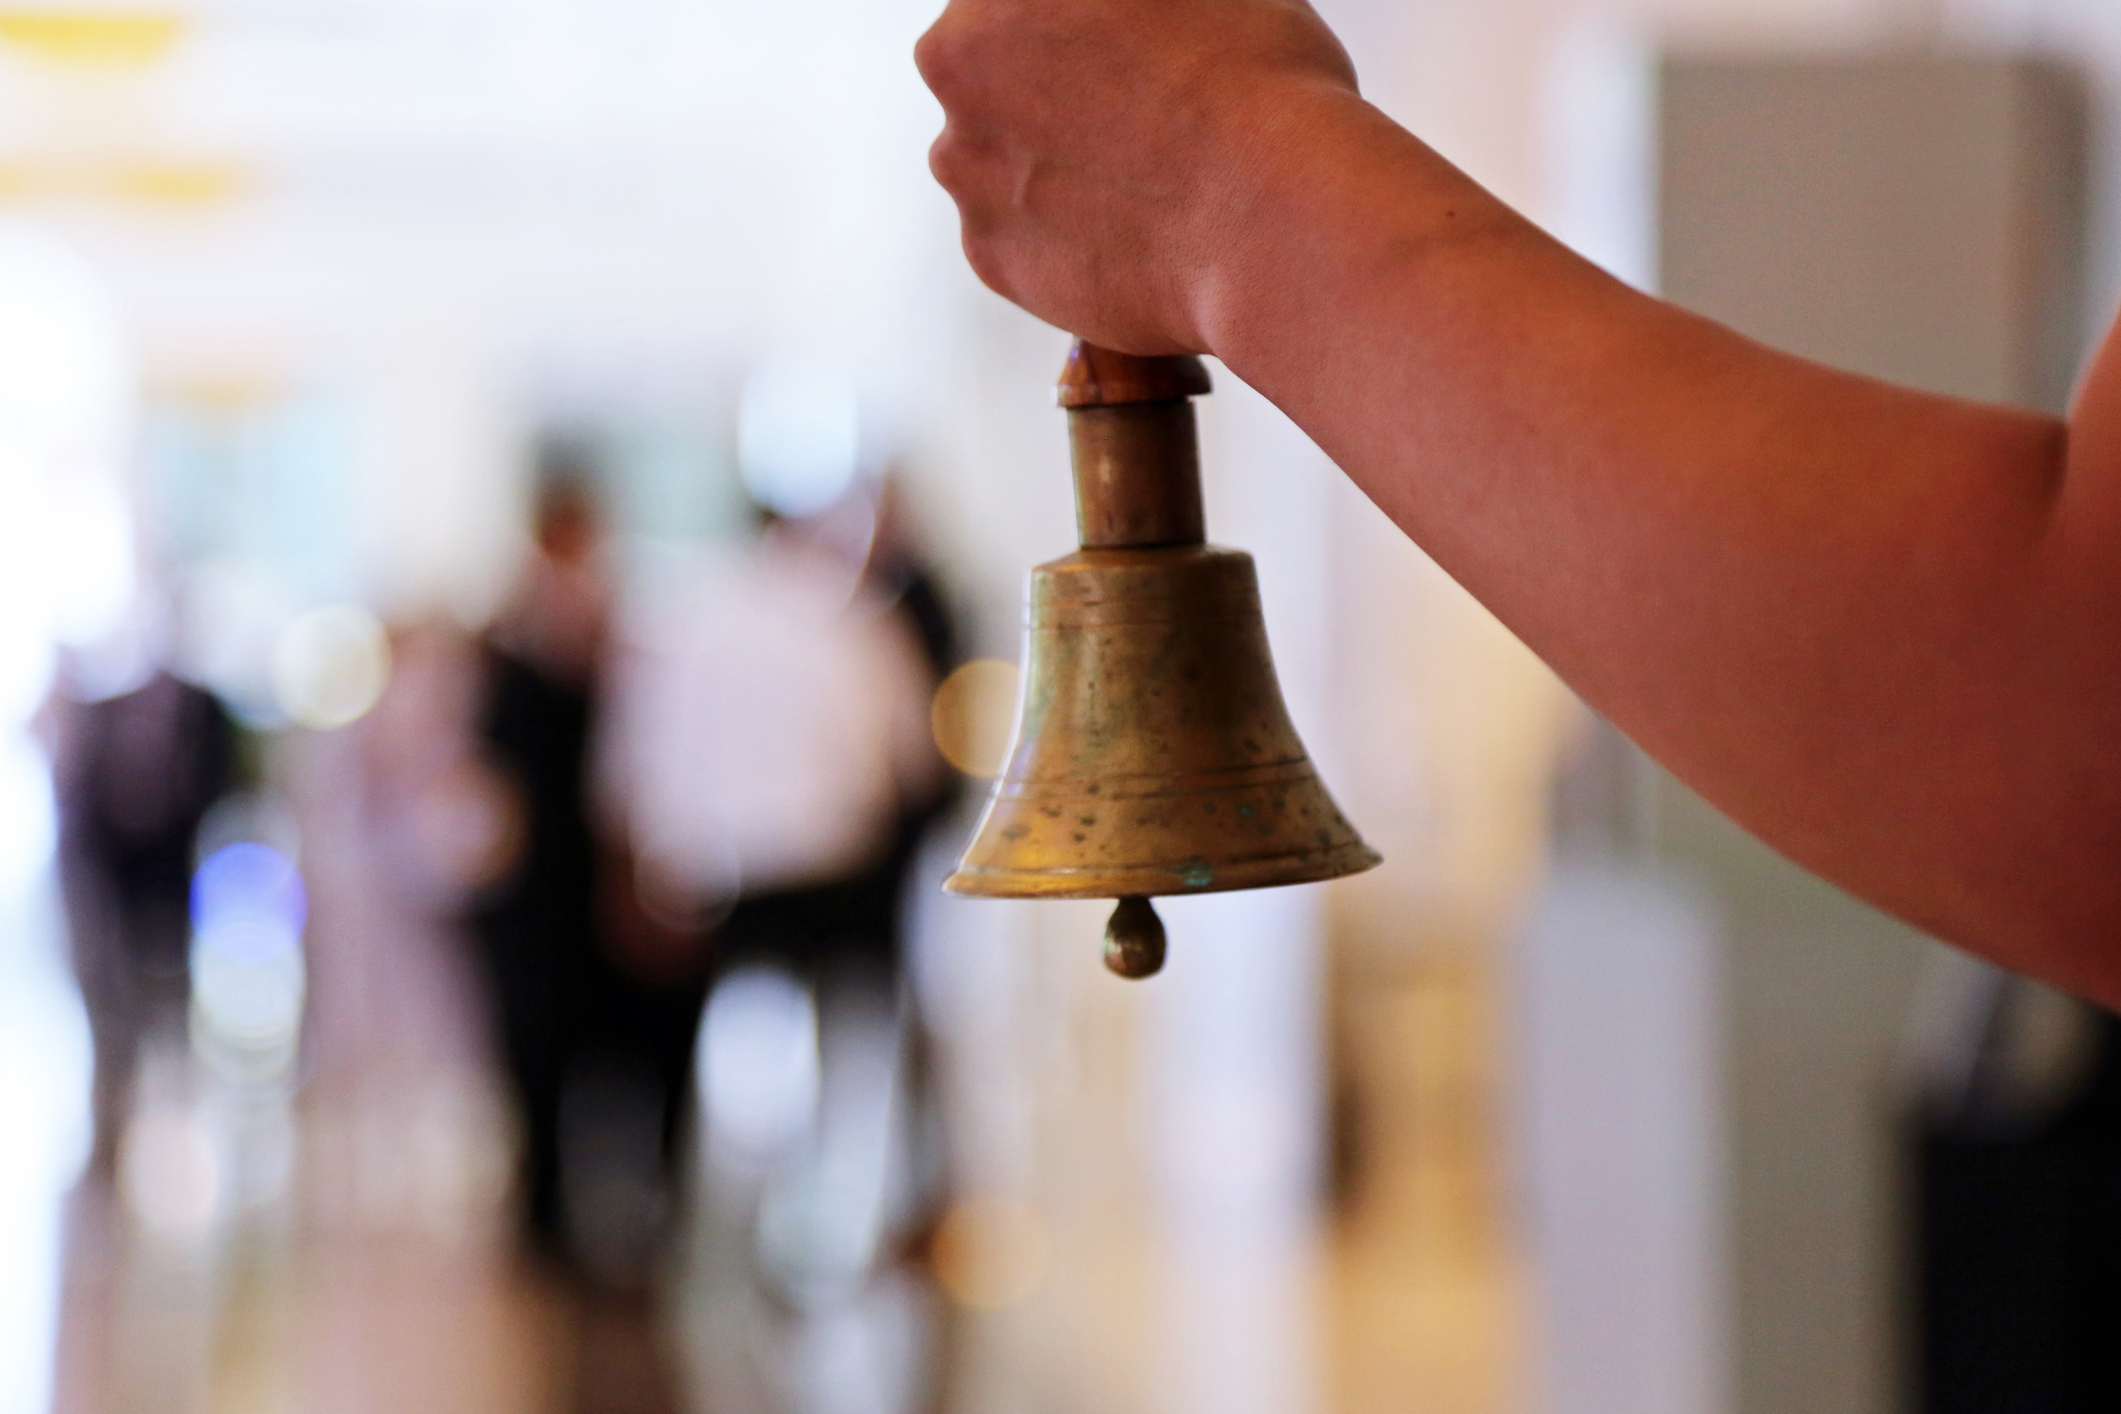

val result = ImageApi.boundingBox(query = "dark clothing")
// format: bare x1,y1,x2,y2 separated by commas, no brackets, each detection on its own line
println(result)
887,564,957,711
59,672,237,1154
469,649,707,1261
1917,1009,2121,1413
63,672,237,980
711,828,925,980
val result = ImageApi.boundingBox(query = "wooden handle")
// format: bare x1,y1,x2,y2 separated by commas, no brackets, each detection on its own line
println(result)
1061,341,1209,549
1057,341,1211,408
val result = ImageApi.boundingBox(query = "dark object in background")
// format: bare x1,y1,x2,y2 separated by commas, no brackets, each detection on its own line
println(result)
57,670,238,1165
471,646,710,1280
468,470,710,1286
1913,980,2121,1414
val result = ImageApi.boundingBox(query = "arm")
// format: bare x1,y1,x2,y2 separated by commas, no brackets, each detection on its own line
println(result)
917,0,2121,1005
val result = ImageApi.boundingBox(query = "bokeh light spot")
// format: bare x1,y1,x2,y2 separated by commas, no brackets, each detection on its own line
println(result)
701,966,818,1163
930,658,1020,778
189,842,307,1082
191,841,305,934
119,1110,219,1240
930,1197,1051,1311
271,604,391,730
737,356,861,518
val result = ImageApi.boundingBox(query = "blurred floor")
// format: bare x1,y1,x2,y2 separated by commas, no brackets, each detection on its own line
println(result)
47,720,639,1414
53,1181,581,1414
1330,961,1521,1414
48,1039,601,1414
43,963,1522,1414
42,720,1522,1414
43,956,1522,1414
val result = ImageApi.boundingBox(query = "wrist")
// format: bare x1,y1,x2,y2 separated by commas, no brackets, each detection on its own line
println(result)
1184,85,1519,381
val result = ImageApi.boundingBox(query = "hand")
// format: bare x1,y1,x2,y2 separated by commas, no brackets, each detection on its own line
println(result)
916,0,1361,355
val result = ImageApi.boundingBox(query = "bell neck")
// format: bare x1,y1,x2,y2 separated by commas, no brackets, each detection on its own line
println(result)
1058,342,1211,551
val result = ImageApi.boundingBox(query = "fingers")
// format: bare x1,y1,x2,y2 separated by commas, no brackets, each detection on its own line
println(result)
924,118,992,203
911,12,964,104
916,5,1011,211
924,124,962,198
956,216,1019,306
925,111,1021,305
911,0,1358,353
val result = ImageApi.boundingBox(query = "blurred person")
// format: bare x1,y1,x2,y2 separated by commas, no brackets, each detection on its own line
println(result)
602,467,955,987
708,476,957,1329
600,470,955,1412
601,472,952,985
916,0,2121,1013
469,448,710,1302
714,475,957,986
55,666,237,1170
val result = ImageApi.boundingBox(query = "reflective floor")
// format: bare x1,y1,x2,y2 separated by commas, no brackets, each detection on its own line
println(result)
45,977,1517,1414
38,727,1521,1414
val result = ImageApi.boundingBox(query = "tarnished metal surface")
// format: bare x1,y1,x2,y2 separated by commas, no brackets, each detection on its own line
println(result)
947,339,1379,920
1102,897,1168,978
944,544,1379,898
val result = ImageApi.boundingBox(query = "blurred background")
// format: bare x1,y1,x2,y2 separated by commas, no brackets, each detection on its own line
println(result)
2,0,2118,1413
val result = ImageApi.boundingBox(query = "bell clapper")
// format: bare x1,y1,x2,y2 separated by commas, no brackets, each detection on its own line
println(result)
1103,896,1167,979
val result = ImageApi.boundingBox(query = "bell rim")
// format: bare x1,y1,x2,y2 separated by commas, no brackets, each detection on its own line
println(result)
941,840,1381,900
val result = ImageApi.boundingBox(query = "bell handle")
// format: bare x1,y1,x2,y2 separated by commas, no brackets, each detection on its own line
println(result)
1057,341,1211,409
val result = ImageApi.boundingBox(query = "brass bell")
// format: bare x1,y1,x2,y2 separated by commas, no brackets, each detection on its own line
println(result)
945,342,1381,978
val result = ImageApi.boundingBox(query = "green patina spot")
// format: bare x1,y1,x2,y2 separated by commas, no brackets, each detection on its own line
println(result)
1177,862,1215,889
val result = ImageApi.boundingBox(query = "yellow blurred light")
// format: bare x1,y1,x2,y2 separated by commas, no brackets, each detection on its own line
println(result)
271,605,391,731
0,159,248,211
106,160,245,205
0,160,247,208
159,374,285,413
930,658,1020,778
930,1197,1051,1311
0,10,185,68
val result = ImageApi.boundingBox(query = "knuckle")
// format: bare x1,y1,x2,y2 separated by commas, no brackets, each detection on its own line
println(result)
960,232,1015,303
927,123,1002,202
913,22,966,96
926,129,967,189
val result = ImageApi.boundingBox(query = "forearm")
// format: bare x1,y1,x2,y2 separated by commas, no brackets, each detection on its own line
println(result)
918,0,2121,999
1204,91,2121,995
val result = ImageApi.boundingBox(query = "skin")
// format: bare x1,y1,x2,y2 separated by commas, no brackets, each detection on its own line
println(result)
915,0,2121,1007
